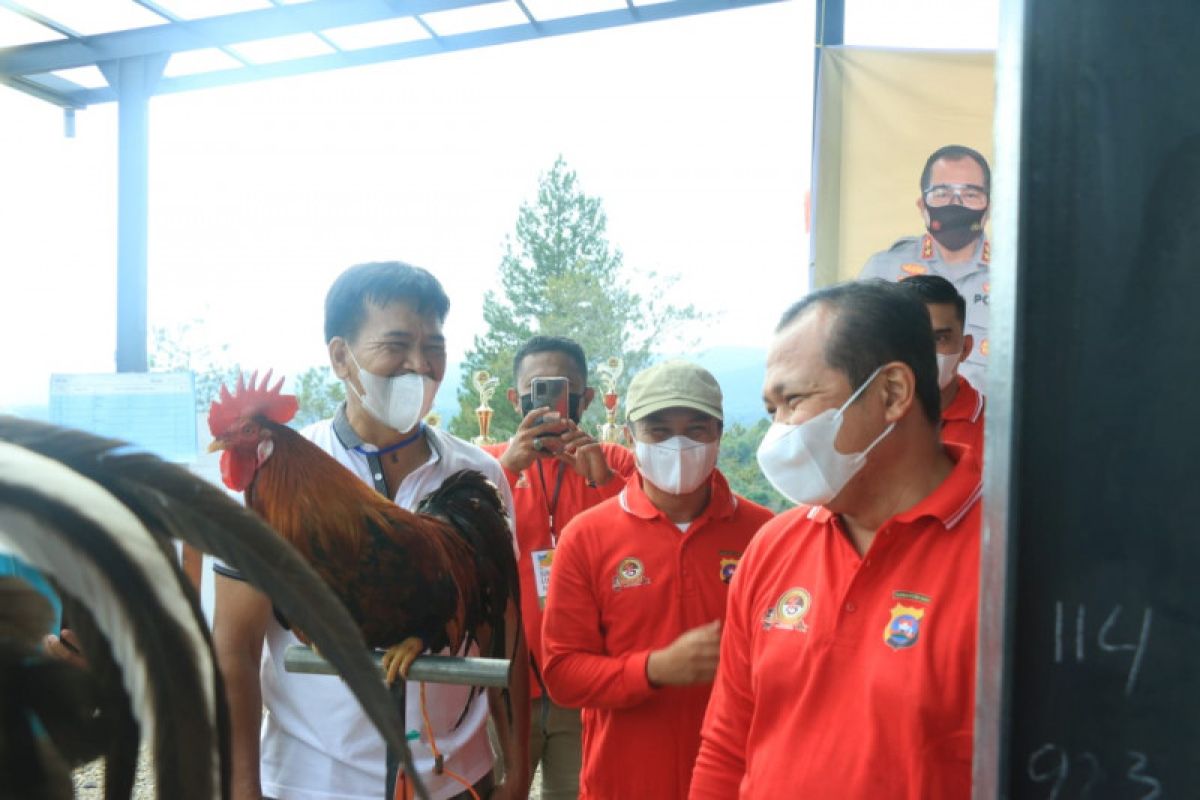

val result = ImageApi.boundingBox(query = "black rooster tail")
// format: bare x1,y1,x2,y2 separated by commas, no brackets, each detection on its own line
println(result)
0,416,431,800
417,470,521,724
0,443,221,800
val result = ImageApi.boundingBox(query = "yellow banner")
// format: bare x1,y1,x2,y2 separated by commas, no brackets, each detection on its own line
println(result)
812,47,995,285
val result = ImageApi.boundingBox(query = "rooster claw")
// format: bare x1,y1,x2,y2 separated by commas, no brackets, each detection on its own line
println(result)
381,637,425,686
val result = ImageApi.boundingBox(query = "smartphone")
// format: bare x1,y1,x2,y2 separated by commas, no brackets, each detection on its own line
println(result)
530,376,570,428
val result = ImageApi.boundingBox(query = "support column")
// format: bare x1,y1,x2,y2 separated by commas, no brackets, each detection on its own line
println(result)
981,0,1200,796
100,55,166,373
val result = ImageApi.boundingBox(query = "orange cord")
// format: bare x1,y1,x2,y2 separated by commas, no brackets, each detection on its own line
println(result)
392,682,481,800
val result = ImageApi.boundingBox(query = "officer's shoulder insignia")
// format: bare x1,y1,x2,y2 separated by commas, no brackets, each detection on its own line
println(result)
981,239,991,264
921,234,935,260
900,263,929,277
762,587,812,632
980,339,989,357
612,556,651,591
884,603,925,650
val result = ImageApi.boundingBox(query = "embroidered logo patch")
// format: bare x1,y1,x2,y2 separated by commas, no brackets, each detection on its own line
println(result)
884,604,925,650
762,587,812,632
612,557,651,591
718,551,741,584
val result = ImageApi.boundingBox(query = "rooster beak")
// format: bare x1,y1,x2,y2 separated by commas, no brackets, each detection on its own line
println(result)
206,440,225,454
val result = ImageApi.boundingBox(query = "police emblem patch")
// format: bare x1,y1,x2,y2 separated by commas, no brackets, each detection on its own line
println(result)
612,557,651,591
762,587,812,632
718,551,741,584
884,604,925,650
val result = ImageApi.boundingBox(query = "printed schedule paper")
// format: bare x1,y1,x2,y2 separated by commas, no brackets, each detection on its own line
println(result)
49,372,198,464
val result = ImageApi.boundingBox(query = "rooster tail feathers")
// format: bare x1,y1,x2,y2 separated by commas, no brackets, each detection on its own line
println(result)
0,416,430,800
417,470,521,656
0,443,220,799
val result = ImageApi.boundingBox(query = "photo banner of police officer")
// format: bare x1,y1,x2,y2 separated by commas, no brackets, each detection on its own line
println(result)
810,47,995,287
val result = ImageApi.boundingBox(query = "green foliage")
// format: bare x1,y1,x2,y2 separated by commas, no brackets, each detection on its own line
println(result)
450,156,703,441
149,322,342,427
149,322,242,413
718,419,790,513
292,366,346,428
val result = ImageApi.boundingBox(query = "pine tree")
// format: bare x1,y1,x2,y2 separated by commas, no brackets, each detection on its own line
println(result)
449,157,701,442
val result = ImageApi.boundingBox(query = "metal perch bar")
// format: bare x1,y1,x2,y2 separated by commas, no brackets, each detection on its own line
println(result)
284,645,510,688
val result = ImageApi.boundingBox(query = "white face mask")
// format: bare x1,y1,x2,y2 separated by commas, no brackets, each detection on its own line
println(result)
936,351,961,390
346,349,438,433
756,366,895,507
634,435,720,495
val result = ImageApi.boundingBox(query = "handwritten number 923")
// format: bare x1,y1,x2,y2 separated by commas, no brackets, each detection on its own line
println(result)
1027,744,1161,799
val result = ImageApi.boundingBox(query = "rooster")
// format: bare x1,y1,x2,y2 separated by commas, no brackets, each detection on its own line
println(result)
0,415,427,800
206,371,519,686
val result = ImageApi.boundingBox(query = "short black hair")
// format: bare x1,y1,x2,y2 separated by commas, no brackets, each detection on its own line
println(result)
920,144,991,194
513,336,588,384
776,280,940,425
324,261,450,344
898,274,966,326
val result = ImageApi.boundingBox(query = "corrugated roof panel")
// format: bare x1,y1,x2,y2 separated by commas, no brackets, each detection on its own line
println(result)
153,0,272,20
420,1,530,36
0,7,68,47
16,0,165,35
163,47,246,77
45,65,109,89
521,0,628,23
321,17,430,51
228,32,336,64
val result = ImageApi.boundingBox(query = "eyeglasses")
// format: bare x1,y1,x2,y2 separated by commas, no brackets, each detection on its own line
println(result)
923,183,989,209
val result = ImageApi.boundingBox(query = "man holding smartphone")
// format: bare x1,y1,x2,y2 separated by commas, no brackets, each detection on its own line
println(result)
483,336,637,800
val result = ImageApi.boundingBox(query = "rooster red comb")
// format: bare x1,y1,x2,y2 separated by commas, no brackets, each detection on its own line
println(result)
208,370,299,436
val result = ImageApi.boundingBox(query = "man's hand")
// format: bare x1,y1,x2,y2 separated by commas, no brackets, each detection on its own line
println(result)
646,620,722,687
498,407,570,474
44,628,88,669
557,421,615,487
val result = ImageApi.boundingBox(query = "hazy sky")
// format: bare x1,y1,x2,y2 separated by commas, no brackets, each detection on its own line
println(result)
0,0,997,410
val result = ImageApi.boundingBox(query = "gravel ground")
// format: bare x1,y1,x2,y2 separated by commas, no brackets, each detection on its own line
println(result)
72,757,545,799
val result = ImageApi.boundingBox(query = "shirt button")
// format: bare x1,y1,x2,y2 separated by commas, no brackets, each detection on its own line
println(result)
845,602,857,613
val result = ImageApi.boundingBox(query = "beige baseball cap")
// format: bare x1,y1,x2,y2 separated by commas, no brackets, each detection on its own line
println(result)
625,360,723,422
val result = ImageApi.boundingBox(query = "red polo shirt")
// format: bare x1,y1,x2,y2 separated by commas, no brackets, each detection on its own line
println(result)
542,471,773,800
691,445,981,800
483,442,637,698
942,375,985,457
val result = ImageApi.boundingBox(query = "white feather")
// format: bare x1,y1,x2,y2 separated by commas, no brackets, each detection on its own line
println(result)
0,442,220,795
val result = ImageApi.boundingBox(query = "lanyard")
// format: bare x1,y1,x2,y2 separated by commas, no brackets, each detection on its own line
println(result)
534,458,567,547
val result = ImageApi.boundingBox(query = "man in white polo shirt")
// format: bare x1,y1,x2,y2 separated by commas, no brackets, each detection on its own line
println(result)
213,261,529,800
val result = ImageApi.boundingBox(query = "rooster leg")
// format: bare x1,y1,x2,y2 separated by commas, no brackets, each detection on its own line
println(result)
381,637,425,686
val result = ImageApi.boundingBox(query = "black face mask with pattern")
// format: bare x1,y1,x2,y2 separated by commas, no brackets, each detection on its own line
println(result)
926,204,986,252
519,393,584,424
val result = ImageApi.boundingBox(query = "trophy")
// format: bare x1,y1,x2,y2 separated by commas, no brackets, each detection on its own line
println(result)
595,356,628,445
471,369,500,446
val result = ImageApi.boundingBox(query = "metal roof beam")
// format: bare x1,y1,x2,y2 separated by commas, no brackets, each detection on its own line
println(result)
0,0,500,77
0,74,84,108
67,0,782,105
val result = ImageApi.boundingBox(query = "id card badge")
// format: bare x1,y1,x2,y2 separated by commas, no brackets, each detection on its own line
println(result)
532,548,555,609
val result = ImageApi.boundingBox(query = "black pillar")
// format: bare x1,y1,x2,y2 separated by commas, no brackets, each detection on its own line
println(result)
982,0,1200,796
